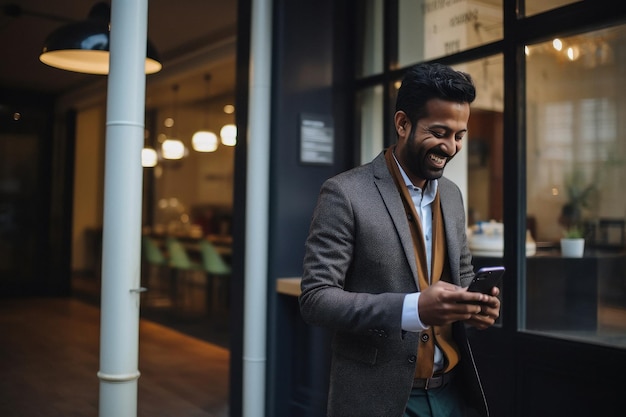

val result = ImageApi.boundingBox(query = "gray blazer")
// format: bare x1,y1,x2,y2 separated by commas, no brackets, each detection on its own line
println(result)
300,151,489,417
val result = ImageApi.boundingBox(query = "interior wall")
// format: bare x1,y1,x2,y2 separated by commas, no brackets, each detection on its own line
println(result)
454,56,504,228
150,98,235,235
467,109,504,225
70,90,237,275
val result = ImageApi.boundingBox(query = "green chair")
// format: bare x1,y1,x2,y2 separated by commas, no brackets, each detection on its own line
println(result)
165,237,204,315
143,236,166,265
198,239,232,317
141,236,170,306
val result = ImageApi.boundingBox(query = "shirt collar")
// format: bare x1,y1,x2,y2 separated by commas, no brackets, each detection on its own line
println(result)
392,152,438,199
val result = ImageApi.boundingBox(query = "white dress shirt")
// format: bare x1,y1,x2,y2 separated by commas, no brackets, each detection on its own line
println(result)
393,156,445,372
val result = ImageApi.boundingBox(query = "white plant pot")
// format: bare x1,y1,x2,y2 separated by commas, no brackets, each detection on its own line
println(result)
560,238,585,258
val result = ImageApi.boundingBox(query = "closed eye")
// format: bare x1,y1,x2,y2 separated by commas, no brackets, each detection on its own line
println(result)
428,129,445,138
424,126,467,141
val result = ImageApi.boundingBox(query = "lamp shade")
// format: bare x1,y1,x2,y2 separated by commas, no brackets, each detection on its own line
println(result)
39,2,161,75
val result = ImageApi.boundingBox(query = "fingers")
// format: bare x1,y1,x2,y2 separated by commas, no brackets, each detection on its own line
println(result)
473,296,499,317
419,282,501,327
463,294,501,329
484,294,501,313
470,302,500,327
466,307,499,328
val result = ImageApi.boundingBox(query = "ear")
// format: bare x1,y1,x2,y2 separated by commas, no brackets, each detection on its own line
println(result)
394,111,410,136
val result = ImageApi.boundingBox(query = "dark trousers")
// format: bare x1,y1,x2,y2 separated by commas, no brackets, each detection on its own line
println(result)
403,382,481,417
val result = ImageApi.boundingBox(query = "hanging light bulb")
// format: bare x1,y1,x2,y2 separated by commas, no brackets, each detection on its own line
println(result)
192,74,219,152
192,131,218,152
220,123,237,146
141,147,158,167
162,139,185,159
162,84,186,160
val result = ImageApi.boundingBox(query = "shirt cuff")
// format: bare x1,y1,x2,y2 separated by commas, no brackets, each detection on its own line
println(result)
401,292,429,332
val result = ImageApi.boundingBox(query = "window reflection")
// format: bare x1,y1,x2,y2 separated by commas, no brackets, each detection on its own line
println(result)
459,56,504,227
461,56,505,327
357,85,384,164
398,0,503,67
356,0,383,78
525,25,626,347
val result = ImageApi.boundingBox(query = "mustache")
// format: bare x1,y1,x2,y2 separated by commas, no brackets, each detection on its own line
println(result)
429,146,455,159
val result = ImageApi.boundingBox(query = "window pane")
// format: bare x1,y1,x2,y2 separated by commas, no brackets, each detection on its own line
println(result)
524,25,626,347
398,0,503,67
460,56,505,327
357,85,384,164
524,0,581,17
357,0,384,77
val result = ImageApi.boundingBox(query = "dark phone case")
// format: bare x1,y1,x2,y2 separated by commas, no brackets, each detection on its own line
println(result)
467,267,505,294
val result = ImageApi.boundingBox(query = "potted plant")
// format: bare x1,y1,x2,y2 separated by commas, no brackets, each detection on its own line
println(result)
560,225,585,257
558,171,596,228
558,170,597,258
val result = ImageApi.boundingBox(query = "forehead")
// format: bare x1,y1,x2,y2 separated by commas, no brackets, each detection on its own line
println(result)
421,98,470,127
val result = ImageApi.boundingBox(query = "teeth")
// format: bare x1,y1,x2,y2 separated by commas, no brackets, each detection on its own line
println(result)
429,154,445,164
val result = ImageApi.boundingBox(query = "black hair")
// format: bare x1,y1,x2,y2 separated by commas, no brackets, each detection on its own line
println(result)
395,62,476,127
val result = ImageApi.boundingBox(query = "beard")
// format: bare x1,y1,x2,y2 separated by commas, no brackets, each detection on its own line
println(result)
401,137,452,183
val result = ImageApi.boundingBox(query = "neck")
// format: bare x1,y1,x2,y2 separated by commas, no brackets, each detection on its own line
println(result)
391,146,427,189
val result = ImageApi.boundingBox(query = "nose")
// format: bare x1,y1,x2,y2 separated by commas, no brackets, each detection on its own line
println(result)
439,135,458,157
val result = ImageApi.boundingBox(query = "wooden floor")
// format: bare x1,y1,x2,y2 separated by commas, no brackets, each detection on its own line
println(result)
0,297,230,417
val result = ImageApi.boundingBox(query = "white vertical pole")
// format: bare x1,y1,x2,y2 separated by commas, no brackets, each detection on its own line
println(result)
243,0,272,416
97,0,148,416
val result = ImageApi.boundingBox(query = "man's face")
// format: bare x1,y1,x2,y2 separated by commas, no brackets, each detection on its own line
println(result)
394,98,470,188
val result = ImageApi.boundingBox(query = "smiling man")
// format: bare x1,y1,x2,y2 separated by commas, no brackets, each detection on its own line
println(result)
299,62,501,417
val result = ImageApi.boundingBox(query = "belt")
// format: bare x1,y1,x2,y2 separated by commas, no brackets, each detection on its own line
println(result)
412,370,455,390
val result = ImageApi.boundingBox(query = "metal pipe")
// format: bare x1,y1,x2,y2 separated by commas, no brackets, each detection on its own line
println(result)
243,0,273,415
97,0,148,415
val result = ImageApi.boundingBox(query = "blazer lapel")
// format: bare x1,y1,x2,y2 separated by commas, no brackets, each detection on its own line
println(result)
372,151,419,287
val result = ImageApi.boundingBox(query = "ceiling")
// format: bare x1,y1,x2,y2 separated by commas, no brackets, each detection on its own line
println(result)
0,0,238,109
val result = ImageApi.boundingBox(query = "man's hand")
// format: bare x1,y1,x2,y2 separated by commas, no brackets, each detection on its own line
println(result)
417,281,500,329
464,285,501,330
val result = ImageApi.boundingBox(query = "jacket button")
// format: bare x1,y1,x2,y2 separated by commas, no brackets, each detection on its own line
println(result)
421,333,430,343
408,355,416,363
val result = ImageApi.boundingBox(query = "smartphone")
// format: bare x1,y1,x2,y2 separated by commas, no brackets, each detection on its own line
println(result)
467,266,505,294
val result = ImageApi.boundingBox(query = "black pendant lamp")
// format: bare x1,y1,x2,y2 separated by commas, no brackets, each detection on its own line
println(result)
39,2,161,75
